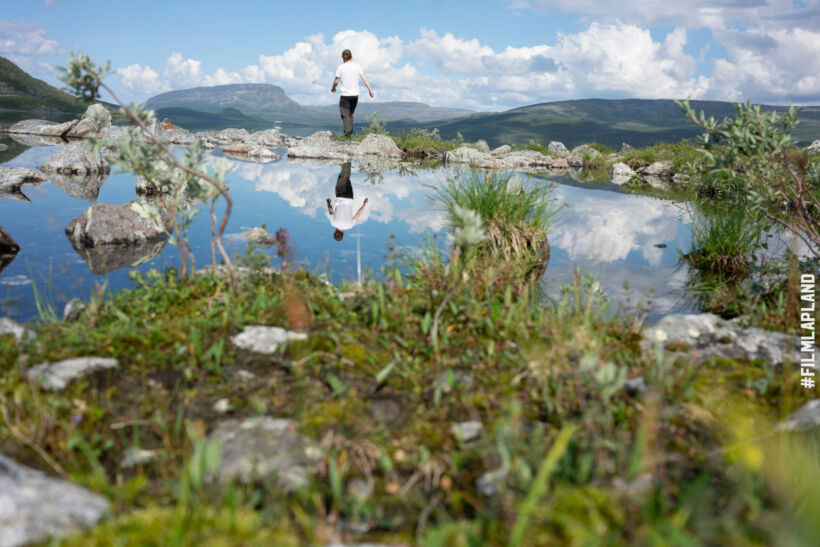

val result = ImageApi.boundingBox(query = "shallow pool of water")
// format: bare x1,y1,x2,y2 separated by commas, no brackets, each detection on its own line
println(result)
0,135,698,322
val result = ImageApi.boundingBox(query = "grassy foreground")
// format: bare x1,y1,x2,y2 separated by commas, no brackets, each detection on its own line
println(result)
1,172,819,546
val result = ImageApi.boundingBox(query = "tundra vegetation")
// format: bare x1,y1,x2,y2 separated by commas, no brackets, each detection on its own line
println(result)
0,53,819,545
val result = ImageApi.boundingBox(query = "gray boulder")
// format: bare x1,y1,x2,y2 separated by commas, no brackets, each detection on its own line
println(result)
8,119,77,138
777,399,820,432
239,227,276,246
26,357,118,391
231,326,308,354
806,140,820,154
642,160,674,179
500,149,554,170
247,129,291,148
207,416,324,491
210,128,250,145
163,127,195,145
443,147,510,170
474,139,490,153
609,162,636,185
0,453,109,546
491,144,511,155
39,141,109,177
568,144,601,167
356,134,404,157
642,313,814,365
65,201,169,248
619,142,634,153
548,141,569,157
65,104,111,139
287,144,353,161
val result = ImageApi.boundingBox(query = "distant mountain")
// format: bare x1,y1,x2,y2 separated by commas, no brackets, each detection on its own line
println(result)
0,56,88,114
145,83,472,126
386,98,820,149
154,107,275,131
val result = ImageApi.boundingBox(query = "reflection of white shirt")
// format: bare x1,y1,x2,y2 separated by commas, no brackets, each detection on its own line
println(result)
335,62,364,96
330,197,356,230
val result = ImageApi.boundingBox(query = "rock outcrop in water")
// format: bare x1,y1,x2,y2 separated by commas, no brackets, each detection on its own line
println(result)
65,201,169,247
443,146,569,173
39,141,109,177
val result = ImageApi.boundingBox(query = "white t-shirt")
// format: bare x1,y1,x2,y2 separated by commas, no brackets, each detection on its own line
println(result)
335,62,364,96
329,197,356,230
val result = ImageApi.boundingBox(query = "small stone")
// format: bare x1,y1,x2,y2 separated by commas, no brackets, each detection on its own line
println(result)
450,421,483,442
26,357,118,391
213,398,232,414
62,298,86,321
476,467,508,498
236,369,256,382
121,447,157,469
624,376,646,396
231,326,308,354
776,399,820,432
0,317,35,343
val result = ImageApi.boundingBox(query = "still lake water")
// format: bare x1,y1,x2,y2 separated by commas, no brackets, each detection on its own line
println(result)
0,135,696,322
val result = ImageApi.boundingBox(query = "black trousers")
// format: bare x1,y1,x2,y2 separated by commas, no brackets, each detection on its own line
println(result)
339,95,359,136
335,162,353,198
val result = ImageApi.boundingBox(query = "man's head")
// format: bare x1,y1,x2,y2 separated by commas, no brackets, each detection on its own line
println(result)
342,49,352,62
334,229,344,241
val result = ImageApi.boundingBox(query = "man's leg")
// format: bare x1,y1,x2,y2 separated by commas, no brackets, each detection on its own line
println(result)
348,96,359,135
340,96,354,136
335,162,353,198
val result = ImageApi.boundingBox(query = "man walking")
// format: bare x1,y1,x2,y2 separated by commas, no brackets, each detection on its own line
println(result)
331,49,374,137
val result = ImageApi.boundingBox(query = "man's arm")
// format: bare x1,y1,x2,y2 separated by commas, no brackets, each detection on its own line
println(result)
331,76,339,93
360,74,374,98
326,198,333,214
353,197,369,220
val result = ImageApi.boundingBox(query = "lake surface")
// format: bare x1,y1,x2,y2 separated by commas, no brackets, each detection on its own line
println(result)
0,134,698,322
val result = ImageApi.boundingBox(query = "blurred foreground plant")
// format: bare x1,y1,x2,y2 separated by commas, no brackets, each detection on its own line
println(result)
58,52,237,287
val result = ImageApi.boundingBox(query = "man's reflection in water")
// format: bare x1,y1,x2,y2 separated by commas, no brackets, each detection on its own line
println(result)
326,162,369,241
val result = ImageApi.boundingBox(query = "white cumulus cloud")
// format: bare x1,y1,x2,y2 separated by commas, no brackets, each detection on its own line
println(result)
0,20,60,74
116,63,170,95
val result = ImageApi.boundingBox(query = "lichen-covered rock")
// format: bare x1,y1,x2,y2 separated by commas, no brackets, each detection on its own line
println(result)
26,357,118,391
207,416,324,491
619,142,634,153
548,141,569,157
642,313,813,365
443,147,510,169
609,162,636,185
0,453,109,546
806,139,820,154
231,326,308,354
65,104,111,138
642,160,674,179
65,201,169,247
500,149,554,170
491,144,511,155
247,129,291,148
568,144,601,167
287,144,352,161
39,141,109,177
163,127,195,145
239,227,276,246
356,133,404,157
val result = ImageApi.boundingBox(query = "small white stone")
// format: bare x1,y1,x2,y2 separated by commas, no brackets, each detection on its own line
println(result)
231,326,308,354
213,398,232,414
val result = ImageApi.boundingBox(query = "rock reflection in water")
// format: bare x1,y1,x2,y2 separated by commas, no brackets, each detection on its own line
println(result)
0,253,16,276
68,238,167,275
46,171,108,201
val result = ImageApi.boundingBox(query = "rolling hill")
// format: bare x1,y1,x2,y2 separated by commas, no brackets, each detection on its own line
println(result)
145,84,472,125
0,56,88,114
385,98,820,149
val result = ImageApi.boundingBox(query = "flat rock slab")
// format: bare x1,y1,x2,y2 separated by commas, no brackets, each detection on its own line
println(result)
231,326,307,354
208,416,323,491
26,357,118,391
0,453,109,546
0,318,35,344
642,313,812,365
8,119,77,138
777,399,820,432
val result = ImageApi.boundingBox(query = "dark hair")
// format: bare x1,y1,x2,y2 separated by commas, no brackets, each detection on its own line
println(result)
342,49,352,62
334,229,344,241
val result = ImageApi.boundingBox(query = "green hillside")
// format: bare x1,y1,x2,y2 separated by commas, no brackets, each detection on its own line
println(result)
0,56,88,114
387,98,820,149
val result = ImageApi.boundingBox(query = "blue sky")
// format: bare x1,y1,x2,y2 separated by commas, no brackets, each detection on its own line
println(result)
2,0,819,110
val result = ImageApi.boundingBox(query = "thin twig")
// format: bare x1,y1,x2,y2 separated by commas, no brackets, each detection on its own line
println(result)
1,404,70,480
